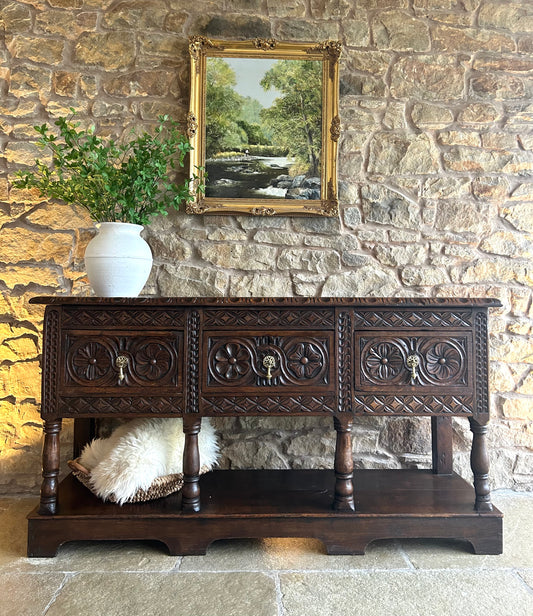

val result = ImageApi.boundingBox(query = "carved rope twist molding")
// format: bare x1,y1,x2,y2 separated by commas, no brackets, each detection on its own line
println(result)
187,310,201,413
43,308,60,415
337,311,352,413
474,311,490,419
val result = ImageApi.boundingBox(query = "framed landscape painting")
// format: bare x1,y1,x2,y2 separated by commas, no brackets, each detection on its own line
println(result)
187,37,341,216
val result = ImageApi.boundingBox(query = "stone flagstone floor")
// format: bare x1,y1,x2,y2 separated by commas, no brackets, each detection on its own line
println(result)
0,490,532,616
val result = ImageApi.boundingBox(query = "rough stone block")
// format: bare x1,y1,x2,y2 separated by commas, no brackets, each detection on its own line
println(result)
158,263,228,296
390,55,465,101
0,227,74,266
470,73,527,100
479,1,533,33
411,103,453,129
9,65,53,98
196,14,272,39
277,248,341,274
322,266,400,297
229,273,292,297
266,0,306,17
102,0,168,30
372,10,430,51
8,35,65,64
74,32,136,70
368,132,439,175
1,2,32,33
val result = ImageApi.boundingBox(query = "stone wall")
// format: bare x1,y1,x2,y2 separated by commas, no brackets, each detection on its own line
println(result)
1,0,532,493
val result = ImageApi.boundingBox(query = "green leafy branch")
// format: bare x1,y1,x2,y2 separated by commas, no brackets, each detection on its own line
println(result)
13,112,203,226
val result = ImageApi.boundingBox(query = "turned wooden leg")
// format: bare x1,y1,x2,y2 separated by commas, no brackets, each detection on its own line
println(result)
333,415,355,511
431,416,453,475
469,417,493,512
39,418,62,515
182,414,201,512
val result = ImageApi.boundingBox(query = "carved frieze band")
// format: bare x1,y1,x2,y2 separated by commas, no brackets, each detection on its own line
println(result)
53,396,185,417
474,311,490,422
42,308,60,415
353,394,474,416
62,308,186,329
201,394,337,415
337,311,352,413
353,310,472,328
186,310,201,413
203,308,335,328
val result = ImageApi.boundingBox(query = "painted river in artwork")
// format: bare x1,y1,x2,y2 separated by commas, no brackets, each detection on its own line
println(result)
205,156,293,199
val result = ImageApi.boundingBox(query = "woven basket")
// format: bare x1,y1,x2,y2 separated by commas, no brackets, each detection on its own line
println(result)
68,458,208,504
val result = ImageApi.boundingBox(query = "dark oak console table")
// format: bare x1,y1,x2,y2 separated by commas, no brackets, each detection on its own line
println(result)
27,297,503,557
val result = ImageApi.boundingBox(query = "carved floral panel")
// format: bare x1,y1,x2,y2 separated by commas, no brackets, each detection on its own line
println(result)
205,333,332,389
64,334,182,389
356,334,471,390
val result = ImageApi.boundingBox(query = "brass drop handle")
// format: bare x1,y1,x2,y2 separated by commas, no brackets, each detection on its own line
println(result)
116,355,129,384
262,355,276,381
406,355,419,382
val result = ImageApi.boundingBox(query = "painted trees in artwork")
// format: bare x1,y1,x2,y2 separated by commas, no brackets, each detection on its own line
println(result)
260,60,322,176
205,57,322,177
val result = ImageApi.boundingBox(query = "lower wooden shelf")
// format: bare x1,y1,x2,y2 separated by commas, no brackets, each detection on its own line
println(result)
27,469,503,557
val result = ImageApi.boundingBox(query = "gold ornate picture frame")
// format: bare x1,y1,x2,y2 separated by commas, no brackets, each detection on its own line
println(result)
187,37,341,217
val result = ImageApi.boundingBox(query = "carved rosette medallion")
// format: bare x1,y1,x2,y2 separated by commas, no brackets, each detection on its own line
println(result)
68,340,113,385
285,341,324,380
365,342,404,383
213,342,251,381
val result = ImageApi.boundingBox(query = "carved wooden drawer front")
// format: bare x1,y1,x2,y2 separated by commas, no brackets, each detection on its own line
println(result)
62,332,183,392
49,306,188,417
355,332,473,393
203,331,334,392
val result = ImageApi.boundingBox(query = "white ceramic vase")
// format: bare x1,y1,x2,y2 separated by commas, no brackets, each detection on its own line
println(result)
84,222,153,297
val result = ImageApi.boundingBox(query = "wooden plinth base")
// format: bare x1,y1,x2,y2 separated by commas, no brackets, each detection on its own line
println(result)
27,469,502,558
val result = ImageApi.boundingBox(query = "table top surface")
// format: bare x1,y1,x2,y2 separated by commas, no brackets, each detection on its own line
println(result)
29,296,503,308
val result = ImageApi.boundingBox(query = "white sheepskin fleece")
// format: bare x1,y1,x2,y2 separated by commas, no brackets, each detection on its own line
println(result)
79,417,219,505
